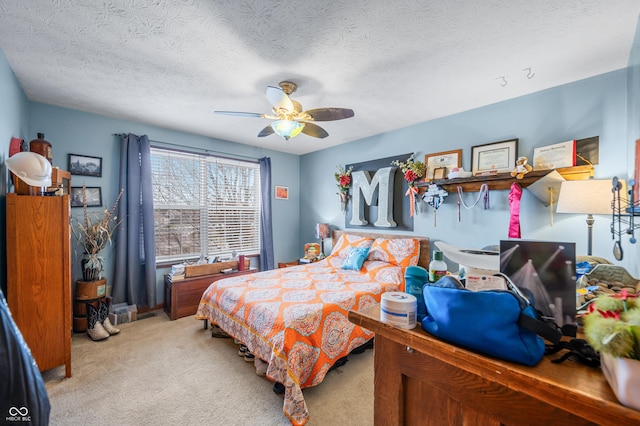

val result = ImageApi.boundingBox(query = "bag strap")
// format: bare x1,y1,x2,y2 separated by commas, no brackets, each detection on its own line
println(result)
494,273,563,345
517,311,562,345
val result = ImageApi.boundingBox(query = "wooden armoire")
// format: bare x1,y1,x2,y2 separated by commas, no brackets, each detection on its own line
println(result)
6,193,72,377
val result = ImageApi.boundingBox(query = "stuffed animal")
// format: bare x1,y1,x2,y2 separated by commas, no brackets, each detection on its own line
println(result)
511,156,532,179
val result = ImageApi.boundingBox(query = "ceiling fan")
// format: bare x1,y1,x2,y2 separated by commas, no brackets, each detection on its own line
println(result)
215,81,355,140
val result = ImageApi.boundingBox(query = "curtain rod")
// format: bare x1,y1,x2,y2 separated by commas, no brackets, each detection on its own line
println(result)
112,133,260,163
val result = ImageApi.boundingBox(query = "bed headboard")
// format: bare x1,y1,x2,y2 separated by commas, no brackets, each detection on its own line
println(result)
332,230,430,269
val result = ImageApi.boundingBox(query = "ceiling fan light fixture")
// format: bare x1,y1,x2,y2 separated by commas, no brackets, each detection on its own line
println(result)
271,120,305,140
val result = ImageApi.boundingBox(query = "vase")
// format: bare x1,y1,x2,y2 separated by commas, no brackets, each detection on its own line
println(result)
81,254,103,281
339,192,349,212
601,352,640,410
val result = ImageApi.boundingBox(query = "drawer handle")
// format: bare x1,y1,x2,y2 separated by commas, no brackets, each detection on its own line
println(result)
406,346,414,353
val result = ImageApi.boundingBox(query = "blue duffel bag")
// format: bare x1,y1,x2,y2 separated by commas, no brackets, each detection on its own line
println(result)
421,274,561,366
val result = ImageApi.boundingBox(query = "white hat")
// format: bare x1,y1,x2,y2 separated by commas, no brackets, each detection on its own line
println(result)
6,152,52,187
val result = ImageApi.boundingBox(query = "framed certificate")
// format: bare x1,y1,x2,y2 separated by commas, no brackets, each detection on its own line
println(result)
471,139,518,176
424,149,462,181
532,140,576,170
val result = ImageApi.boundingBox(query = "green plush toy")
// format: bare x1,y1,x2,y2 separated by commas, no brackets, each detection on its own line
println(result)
583,292,640,359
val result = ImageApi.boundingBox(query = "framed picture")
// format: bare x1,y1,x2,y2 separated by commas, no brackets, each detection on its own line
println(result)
532,140,576,171
432,167,447,181
275,185,289,200
471,139,518,176
424,149,462,181
70,186,102,208
69,154,102,177
303,242,321,260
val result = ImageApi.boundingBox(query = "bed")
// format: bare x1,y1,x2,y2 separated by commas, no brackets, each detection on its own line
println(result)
195,230,430,425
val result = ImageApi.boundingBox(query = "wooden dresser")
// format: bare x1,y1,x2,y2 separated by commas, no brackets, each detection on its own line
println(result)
6,194,72,377
348,304,640,426
164,269,256,320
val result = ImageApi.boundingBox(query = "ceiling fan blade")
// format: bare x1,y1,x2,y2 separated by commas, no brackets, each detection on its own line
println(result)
257,125,275,137
301,122,329,138
266,86,294,112
304,108,354,121
215,111,266,118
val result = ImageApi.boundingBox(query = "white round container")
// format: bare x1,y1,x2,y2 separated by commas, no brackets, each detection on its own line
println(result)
380,292,417,329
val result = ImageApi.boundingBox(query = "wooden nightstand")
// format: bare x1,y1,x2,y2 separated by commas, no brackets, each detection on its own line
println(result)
278,258,324,268
164,269,257,320
278,260,300,268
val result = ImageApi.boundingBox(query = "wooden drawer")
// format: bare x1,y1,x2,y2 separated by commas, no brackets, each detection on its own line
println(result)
164,269,257,320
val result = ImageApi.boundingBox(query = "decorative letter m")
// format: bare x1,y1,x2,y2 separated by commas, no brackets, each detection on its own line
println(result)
349,167,397,227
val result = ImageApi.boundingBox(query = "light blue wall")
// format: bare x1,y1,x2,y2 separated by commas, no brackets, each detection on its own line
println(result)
625,15,640,274
25,103,301,305
629,15,640,154
3,28,640,302
301,70,636,274
0,48,29,294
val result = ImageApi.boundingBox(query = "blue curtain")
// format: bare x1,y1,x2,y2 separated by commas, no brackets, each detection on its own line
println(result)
259,157,274,271
113,134,157,307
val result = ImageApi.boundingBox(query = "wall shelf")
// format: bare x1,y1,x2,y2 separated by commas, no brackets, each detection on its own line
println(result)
417,165,594,193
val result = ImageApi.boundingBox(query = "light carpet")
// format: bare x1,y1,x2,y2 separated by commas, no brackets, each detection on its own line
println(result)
41,311,374,425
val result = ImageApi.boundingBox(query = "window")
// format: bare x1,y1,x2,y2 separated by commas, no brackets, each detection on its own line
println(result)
150,147,261,263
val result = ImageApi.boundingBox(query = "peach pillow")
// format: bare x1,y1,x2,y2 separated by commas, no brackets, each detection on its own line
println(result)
327,234,374,259
367,238,420,269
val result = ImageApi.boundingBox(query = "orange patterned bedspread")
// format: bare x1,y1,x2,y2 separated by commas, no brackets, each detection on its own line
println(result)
196,256,405,425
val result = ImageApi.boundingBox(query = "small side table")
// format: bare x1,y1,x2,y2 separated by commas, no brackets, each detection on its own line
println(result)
278,260,300,268
277,257,324,268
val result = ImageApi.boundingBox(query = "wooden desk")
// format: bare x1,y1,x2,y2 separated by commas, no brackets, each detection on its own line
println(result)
348,304,640,426
164,269,256,320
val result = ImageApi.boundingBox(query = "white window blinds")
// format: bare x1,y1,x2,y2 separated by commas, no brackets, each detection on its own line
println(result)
150,147,261,262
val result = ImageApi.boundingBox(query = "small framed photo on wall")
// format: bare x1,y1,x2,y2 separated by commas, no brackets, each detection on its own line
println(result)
275,185,289,200
432,167,447,181
69,154,102,177
70,186,102,208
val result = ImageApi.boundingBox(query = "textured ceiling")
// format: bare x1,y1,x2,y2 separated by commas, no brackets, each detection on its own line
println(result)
0,1,638,155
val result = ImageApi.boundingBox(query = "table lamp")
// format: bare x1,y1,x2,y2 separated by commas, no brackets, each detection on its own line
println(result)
315,223,331,258
556,179,613,255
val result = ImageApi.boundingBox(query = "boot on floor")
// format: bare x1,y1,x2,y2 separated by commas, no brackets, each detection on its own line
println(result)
86,300,109,341
100,298,120,335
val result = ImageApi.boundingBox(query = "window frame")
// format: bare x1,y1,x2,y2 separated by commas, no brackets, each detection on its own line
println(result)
150,146,261,264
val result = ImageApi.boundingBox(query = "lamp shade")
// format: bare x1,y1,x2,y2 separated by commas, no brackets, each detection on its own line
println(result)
315,223,330,239
556,179,614,215
271,120,305,140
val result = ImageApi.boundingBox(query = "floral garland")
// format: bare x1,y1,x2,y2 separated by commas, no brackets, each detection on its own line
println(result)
391,154,426,187
335,165,353,194
392,154,426,217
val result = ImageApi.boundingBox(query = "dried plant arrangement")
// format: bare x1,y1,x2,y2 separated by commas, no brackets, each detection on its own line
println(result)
73,185,124,281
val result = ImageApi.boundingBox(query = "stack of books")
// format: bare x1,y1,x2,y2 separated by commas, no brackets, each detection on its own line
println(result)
168,264,186,281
